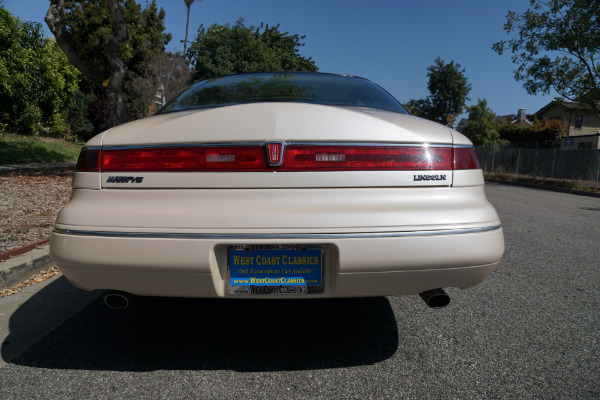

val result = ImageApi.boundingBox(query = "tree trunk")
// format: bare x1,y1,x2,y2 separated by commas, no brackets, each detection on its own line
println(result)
105,0,128,126
46,0,128,127
184,4,191,55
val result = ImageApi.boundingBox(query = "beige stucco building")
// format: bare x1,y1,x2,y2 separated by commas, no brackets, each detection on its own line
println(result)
535,101,600,150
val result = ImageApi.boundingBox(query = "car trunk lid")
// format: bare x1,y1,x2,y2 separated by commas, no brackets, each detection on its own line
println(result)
76,103,479,189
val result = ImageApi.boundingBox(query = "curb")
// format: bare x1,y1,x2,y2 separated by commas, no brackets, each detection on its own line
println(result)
0,162,76,172
485,179,600,198
0,238,51,262
0,244,54,290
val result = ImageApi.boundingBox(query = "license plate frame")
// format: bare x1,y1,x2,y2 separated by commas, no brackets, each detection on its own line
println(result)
227,244,325,295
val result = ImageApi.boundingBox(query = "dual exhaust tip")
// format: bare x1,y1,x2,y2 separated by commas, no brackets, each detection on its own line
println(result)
103,288,450,309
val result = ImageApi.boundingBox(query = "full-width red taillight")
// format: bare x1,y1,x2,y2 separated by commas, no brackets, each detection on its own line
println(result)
75,145,481,172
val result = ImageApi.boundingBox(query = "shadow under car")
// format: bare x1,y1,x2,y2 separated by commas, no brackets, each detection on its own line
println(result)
3,278,399,372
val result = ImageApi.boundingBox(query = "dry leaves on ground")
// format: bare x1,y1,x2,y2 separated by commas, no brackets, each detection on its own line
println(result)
0,266,60,298
0,168,73,253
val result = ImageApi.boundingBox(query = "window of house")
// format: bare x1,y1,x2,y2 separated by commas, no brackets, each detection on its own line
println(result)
577,142,592,150
575,116,583,129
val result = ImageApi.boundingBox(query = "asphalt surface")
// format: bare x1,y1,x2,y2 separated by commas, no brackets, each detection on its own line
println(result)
0,183,599,399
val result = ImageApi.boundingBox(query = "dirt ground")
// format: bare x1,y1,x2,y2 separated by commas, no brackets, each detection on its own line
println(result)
0,168,73,253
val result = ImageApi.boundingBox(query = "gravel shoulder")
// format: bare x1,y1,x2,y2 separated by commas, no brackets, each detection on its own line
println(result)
0,168,73,253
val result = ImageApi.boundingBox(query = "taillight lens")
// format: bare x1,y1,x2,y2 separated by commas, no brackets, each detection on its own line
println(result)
75,145,481,172
76,149,101,172
281,146,453,170
453,148,481,169
101,147,266,172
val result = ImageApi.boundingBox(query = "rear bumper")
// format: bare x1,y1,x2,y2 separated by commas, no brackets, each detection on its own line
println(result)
50,225,504,298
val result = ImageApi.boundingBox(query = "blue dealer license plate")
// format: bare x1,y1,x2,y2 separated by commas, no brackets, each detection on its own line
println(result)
227,244,324,294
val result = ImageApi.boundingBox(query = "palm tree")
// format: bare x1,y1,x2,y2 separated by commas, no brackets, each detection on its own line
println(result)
183,0,201,56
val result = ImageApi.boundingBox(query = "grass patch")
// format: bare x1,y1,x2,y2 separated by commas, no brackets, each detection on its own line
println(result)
0,134,83,164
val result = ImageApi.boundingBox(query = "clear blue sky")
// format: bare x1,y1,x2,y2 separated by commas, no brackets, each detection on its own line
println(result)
4,0,557,121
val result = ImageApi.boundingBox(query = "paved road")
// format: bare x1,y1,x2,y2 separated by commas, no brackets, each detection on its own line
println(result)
1,183,599,399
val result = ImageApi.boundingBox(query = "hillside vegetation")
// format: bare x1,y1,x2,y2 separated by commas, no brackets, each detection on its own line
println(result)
0,134,82,164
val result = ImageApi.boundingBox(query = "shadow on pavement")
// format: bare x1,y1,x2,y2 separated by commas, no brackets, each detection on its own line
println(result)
3,278,399,372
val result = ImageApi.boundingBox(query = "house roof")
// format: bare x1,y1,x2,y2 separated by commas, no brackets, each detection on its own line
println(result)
496,114,517,124
535,101,579,116
495,113,534,125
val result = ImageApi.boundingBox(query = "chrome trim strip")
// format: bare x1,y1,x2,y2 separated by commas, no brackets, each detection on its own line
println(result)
82,142,472,151
53,224,501,240
290,143,474,149
93,143,265,150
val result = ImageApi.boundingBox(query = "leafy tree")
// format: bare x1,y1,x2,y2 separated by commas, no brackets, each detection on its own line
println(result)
498,117,566,145
187,19,317,82
45,0,172,130
462,99,504,146
426,58,471,124
46,0,127,128
492,0,600,117
125,52,190,118
67,90,94,139
122,0,172,77
37,40,81,136
402,98,432,118
405,58,471,125
0,6,79,136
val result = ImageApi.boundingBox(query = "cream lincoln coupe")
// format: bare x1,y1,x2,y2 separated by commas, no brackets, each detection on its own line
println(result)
50,72,504,309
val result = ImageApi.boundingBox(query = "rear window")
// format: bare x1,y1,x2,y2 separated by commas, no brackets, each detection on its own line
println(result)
159,72,408,114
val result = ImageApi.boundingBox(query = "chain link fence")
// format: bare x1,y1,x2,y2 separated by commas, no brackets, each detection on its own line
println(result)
475,143,600,188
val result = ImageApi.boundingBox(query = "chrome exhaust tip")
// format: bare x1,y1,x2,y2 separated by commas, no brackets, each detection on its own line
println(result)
419,288,450,309
104,291,132,310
